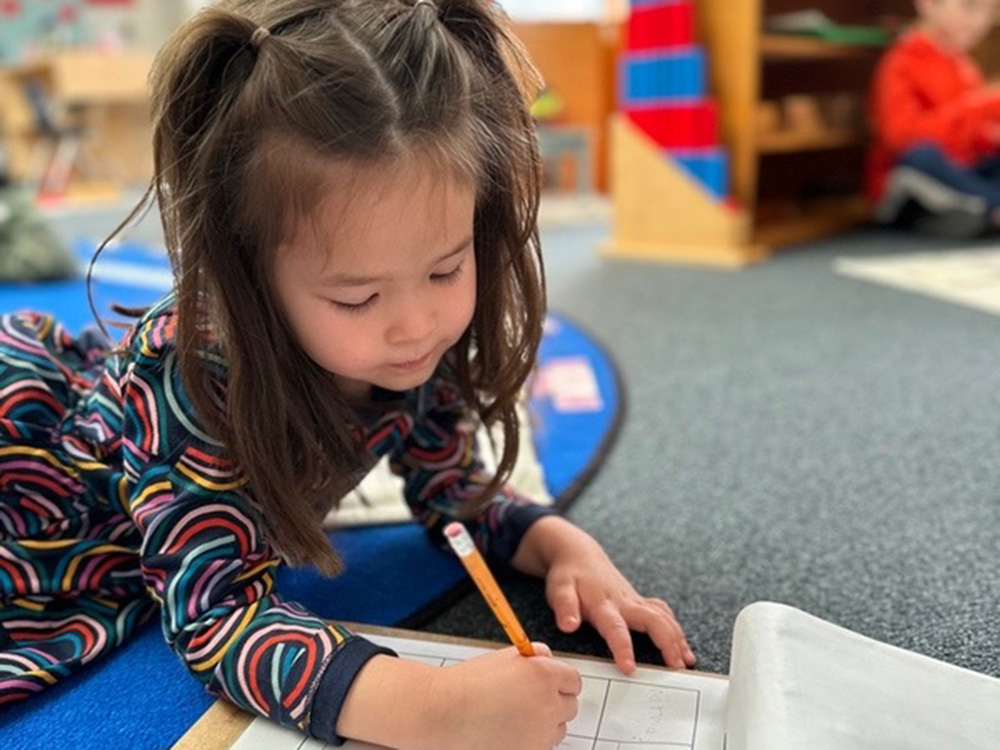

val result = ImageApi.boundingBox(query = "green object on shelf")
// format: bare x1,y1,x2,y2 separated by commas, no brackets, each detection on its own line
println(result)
807,25,891,47
766,10,891,48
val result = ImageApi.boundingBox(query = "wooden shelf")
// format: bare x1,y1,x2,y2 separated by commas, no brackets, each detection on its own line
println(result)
754,196,872,248
760,34,883,60
758,128,866,154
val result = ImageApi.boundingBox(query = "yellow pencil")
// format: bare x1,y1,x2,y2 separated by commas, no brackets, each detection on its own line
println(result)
444,522,536,657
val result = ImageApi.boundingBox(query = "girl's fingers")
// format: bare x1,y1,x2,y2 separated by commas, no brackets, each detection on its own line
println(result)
553,722,569,748
560,694,579,722
648,597,676,618
643,609,688,669
625,602,695,669
546,576,582,633
530,642,553,657
590,605,636,675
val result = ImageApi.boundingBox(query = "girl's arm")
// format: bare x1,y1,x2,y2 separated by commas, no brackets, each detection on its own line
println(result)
508,513,582,577
386,376,692,674
120,311,394,745
335,656,440,746
385,377,557,568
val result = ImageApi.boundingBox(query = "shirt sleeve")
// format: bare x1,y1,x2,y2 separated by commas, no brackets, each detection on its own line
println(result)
119,314,394,745
385,376,557,568
873,45,1000,164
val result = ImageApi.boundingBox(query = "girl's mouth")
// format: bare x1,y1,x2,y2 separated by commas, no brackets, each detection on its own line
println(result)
388,351,433,371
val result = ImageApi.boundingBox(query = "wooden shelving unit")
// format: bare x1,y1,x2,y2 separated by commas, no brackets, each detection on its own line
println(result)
759,33,883,60
757,128,864,154
753,195,871,247
606,1,996,267
695,0,915,256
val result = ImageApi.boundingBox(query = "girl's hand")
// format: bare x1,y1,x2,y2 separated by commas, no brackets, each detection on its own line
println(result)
428,643,581,750
513,517,696,675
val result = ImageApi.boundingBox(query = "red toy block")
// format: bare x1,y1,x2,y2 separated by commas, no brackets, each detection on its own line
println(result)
625,102,718,150
627,2,695,51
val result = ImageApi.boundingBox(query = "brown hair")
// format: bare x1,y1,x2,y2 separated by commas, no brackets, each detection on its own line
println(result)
105,0,545,574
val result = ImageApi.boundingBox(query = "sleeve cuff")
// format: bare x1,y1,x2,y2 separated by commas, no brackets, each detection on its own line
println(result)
485,498,559,567
308,636,398,745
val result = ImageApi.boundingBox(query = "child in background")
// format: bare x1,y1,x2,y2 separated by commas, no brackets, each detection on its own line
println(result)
0,2,694,749
869,0,1000,238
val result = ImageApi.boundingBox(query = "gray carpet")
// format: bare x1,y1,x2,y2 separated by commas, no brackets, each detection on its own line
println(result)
424,223,1000,679
51,203,999,679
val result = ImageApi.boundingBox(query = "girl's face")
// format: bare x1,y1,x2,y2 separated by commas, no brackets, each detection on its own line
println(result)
274,157,477,400
918,0,998,52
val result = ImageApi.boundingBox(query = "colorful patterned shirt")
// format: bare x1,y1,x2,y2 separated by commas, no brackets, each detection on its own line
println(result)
0,295,553,742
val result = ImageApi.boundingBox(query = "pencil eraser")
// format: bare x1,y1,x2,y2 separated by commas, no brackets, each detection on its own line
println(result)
444,522,475,557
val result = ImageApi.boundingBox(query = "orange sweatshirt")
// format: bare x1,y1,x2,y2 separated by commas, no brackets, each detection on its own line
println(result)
867,29,1000,200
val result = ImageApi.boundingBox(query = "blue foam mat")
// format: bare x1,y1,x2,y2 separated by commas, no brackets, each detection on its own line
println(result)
0,242,622,749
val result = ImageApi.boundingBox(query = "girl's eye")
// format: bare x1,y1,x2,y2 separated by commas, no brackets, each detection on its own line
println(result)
431,262,464,284
330,294,377,313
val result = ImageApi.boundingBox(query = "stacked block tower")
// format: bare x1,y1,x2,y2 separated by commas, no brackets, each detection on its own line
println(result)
607,0,758,266
620,0,728,199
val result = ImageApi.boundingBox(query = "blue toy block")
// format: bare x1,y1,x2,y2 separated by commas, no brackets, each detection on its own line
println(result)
670,149,729,199
620,49,706,105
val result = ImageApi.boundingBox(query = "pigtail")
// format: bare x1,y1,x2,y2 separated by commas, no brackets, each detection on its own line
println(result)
149,7,353,574
149,9,262,444
150,7,261,367
89,11,261,341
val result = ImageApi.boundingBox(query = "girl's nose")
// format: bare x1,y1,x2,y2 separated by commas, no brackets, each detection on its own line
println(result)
386,306,435,346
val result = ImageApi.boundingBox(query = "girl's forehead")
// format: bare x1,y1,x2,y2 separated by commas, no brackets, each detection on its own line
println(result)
280,156,477,275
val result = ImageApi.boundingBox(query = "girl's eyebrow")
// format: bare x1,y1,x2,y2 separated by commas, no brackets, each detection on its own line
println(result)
319,235,474,287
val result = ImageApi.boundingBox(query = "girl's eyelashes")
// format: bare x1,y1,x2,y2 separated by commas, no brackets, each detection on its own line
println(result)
327,261,464,311
331,294,378,313
431,261,464,284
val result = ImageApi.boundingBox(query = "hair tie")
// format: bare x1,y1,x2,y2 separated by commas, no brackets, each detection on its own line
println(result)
250,26,271,49
413,0,437,12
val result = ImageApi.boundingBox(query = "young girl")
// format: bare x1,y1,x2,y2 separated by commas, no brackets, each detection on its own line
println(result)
0,1,694,748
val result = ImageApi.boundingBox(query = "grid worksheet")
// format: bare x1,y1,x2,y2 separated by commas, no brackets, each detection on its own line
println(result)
230,633,729,750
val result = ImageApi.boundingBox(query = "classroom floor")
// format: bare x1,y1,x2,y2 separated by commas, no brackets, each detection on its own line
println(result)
433,218,1000,679
45,198,1000,680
